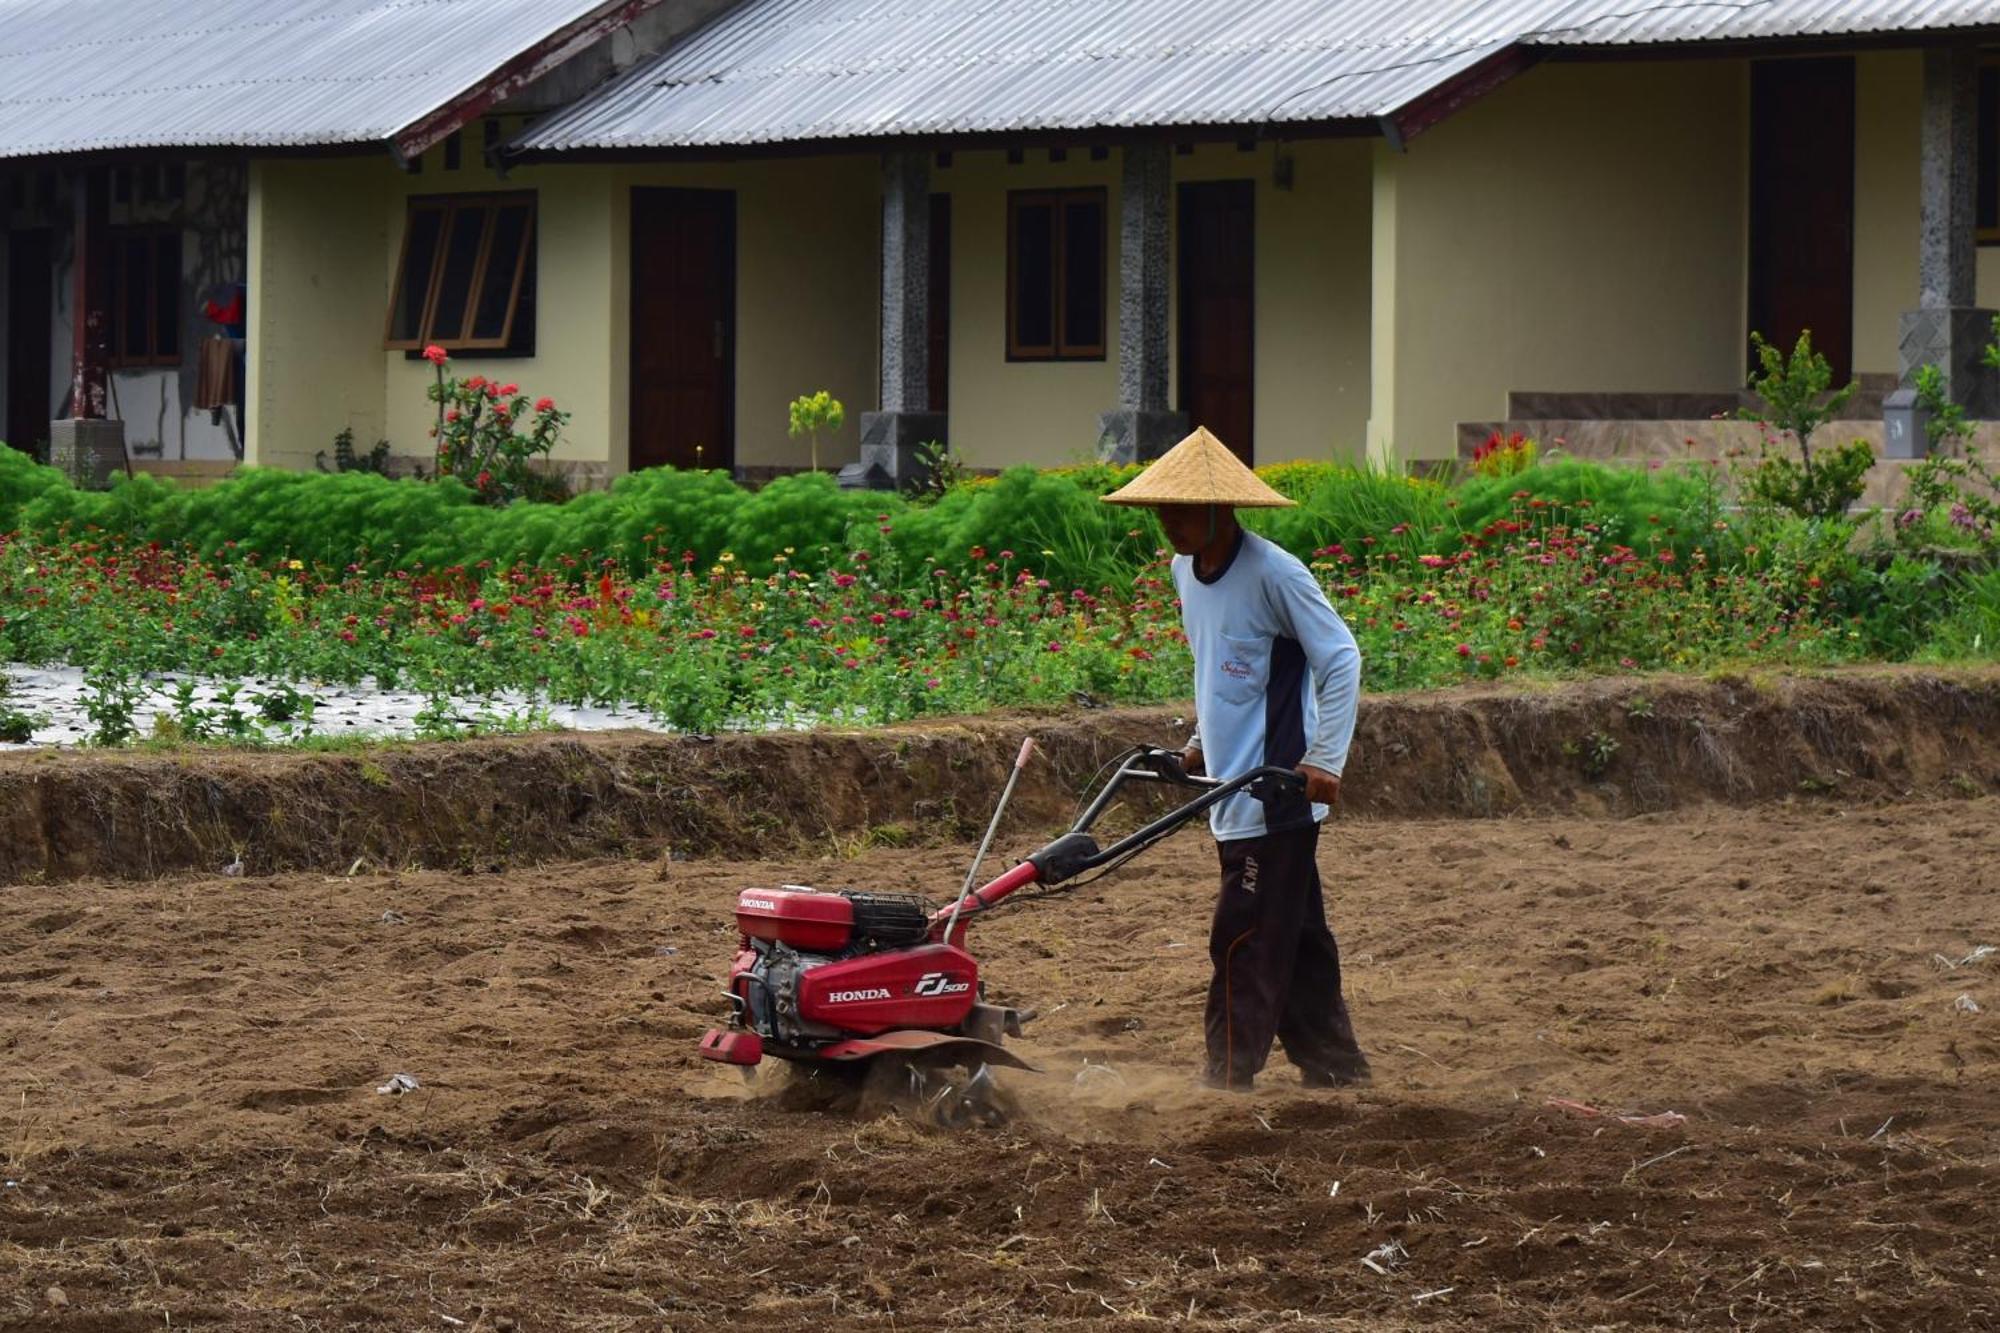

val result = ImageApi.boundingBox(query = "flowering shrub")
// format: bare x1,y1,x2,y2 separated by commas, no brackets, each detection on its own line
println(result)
6,474,1991,744
1470,431,1538,479
424,345,570,505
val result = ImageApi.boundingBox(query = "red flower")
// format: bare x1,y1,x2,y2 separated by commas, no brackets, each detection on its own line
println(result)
423,345,448,366
499,382,519,397
465,375,487,391
535,396,556,414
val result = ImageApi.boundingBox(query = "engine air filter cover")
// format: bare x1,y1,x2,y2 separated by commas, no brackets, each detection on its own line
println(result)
842,891,931,949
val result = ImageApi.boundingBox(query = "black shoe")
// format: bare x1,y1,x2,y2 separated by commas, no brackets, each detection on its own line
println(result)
1301,1063,1371,1089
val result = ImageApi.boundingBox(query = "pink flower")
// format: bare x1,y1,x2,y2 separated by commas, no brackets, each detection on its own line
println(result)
423,345,448,366
1456,643,1472,657
536,396,555,414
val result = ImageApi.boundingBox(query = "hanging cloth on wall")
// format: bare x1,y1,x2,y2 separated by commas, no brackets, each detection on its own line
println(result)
194,334,238,411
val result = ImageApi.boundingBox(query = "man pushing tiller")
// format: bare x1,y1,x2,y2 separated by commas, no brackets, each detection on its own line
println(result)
1103,428,1369,1092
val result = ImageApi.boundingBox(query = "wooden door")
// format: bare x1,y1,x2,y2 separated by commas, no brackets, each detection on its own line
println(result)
1749,58,1855,381
1177,180,1255,462
630,189,735,471
6,230,52,455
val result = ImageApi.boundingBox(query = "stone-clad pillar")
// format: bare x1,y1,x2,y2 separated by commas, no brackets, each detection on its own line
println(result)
843,151,947,490
1098,142,1187,463
1917,45,1977,312
1887,43,1997,456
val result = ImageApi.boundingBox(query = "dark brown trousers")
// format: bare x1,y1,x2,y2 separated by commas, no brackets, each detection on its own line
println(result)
1205,822,1368,1090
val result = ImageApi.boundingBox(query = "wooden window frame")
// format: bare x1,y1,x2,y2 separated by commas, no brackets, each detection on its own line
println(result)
1006,187,1107,361
384,191,536,352
105,226,182,369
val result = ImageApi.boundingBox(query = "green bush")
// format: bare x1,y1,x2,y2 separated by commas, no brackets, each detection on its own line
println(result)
1247,466,1449,565
0,452,1734,593
1920,566,2000,661
0,447,68,532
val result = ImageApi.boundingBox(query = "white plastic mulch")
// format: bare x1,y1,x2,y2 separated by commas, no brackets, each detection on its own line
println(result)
0,663,671,750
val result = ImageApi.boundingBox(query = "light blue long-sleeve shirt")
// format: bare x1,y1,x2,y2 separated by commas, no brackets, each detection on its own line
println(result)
1172,529,1363,842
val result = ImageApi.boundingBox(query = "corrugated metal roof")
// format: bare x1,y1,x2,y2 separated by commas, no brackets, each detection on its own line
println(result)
1522,0,2000,46
0,0,625,158
516,0,2000,151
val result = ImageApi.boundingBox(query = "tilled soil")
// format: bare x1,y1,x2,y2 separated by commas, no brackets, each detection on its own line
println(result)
2,798,1997,1330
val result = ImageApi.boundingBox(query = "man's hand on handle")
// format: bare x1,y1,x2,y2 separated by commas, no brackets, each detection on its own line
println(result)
1184,747,1338,806
1296,764,1341,807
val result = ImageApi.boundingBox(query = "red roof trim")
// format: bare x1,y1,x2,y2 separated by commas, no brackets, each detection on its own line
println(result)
1380,45,1542,147
392,0,665,164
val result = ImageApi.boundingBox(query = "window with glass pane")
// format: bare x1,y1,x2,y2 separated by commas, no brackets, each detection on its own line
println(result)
106,228,181,368
385,192,536,352
1007,188,1106,361
1060,195,1106,356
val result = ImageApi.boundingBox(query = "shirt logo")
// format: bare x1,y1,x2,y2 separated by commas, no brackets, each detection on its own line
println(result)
1221,657,1255,680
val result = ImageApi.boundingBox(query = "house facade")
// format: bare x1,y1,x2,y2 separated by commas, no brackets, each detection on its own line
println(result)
6,2,2000,488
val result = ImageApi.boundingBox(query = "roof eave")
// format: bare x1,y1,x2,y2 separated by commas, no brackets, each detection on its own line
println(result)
500,116,1384,165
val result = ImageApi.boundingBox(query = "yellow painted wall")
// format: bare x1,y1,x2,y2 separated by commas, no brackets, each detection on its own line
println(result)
1854,51,1921,375
938,140,1372,468
937,149,1121,469
251,143,877,477
377,150,878,474
1163,140,1373,462
245,158,391,470
1369,60,1750,461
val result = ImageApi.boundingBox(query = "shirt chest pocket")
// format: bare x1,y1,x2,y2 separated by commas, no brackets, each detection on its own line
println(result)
1209,633,1269,706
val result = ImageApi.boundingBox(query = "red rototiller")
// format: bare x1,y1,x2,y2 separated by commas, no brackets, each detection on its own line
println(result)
698,741,1309,1124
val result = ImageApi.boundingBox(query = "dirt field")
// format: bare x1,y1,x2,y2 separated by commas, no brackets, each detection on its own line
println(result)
4,796,1998,1330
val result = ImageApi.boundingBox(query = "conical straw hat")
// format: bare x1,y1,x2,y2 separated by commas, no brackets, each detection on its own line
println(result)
1100,426,1295,508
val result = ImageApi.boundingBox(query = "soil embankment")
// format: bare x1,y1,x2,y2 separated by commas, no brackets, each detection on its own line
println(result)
2,667,1997,883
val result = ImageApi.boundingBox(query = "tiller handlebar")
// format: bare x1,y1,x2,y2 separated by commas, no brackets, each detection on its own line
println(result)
929,746,1309,945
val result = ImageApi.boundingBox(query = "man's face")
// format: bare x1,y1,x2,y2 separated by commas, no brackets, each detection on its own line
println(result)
1158,503,1223,555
